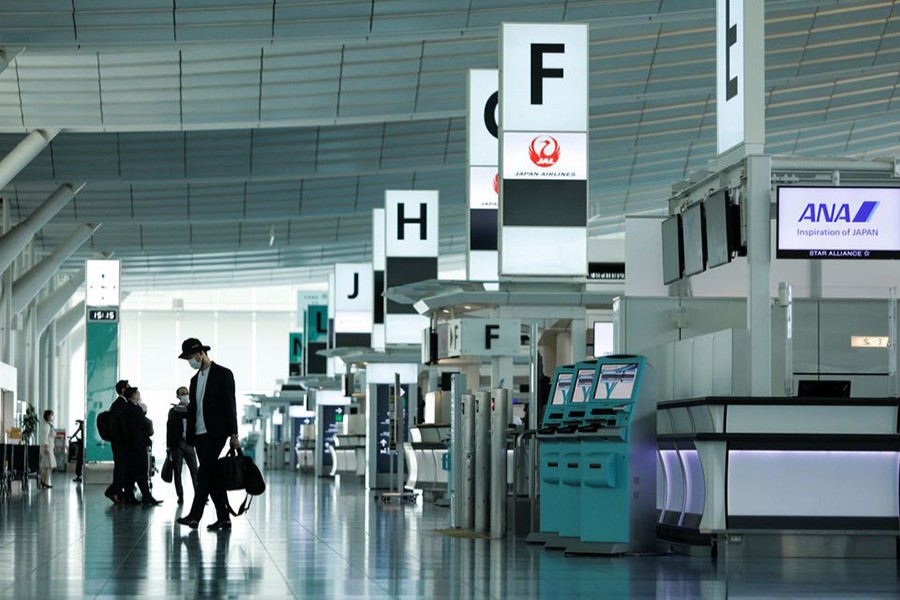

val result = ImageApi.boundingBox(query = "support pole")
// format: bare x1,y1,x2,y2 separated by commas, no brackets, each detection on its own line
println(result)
490,388,509,539
11,223,99,315
53,300,84,344
0,129,59,191
0,183,82,276
449,373,467,528
36,268,85,335
474,389,491,534
462,392,476,530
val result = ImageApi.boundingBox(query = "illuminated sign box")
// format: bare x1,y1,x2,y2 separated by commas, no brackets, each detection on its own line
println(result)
776,186,900,259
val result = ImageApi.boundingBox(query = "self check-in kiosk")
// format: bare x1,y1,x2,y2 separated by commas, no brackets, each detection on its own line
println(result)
534,365,575,542
533,355,656,554
571,356,656,554
555,360,599,542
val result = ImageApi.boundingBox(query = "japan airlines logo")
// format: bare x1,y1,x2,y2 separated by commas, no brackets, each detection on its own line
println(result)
492,173,499,194
528,135,560,168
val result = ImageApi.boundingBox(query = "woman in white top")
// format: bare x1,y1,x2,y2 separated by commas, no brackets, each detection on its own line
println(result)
39,409,56,489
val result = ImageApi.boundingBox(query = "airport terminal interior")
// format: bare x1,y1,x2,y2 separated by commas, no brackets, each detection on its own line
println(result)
1,1,900,598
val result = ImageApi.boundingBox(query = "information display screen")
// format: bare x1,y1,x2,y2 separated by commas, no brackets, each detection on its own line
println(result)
681,203,706,277
594,363,639,400
777,186,900,259
570,368,596,403
661,215,683,284
551,372,573,405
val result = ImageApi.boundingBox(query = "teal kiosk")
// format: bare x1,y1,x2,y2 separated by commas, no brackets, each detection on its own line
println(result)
532,364,576,544
554,359,600,544
570,355,656,555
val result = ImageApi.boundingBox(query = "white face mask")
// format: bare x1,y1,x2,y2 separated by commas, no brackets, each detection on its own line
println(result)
188,357,201,370
178,394,189,405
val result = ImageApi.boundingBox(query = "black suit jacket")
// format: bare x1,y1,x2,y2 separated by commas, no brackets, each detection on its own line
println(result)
186,362,238,444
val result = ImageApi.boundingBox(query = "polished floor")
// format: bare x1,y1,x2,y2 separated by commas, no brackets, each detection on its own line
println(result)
1,470,899,599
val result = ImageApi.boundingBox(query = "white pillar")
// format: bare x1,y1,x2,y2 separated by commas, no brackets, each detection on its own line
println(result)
746,155,772,395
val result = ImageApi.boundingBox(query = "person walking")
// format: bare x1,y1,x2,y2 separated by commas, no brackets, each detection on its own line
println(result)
120,386,162,506
166,386,199,505
175,338,239,531
70,419,84,483
105,379,131,503
39,410,56,489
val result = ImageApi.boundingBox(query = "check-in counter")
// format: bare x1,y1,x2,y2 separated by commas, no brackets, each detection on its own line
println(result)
657,396,900,558
328,434,366,477
406,424,450,493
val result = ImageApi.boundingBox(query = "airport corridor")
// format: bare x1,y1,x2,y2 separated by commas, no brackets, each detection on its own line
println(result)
0,471,898,599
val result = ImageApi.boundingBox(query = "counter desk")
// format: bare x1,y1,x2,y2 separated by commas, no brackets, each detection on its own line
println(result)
657,396,900,558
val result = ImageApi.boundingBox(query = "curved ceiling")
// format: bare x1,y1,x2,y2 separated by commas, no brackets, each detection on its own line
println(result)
1,0,899,288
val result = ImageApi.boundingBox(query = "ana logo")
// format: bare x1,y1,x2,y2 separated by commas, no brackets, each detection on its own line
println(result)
491,173,499,195
528,135,560,168
797,201,879,223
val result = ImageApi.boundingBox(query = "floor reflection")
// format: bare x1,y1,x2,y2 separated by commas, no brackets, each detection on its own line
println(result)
0,471,898,598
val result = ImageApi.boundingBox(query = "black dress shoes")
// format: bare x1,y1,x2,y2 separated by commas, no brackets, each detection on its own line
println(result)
104,490,120,504
176,516,199,529
141,497,163,506
206,519,232,531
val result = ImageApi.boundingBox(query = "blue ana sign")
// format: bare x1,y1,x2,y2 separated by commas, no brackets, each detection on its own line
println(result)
777,187,900,259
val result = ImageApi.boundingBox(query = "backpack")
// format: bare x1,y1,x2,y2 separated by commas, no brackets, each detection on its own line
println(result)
96,411,114,442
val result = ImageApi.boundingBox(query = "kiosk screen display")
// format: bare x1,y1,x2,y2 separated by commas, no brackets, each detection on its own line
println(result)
594,363,639,400
551,372,573,405
570,368,596,403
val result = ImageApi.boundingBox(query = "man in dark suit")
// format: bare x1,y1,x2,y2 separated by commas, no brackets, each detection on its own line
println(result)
175,338,240,531
105,379,131,504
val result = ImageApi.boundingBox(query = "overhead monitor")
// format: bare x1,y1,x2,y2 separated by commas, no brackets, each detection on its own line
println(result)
704,188,741,268
570,368,597,403
550,372,574,405
661,215,683,284
776,186,900,259
681,202,707,277
594,363,639,401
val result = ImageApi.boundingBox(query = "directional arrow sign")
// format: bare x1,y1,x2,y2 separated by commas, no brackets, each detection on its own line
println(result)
336,408,344,415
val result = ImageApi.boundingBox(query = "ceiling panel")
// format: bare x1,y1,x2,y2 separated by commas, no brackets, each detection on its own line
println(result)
0,0,898,288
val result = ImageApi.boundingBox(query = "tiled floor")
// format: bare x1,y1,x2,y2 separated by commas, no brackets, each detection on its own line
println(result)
1,470,899,599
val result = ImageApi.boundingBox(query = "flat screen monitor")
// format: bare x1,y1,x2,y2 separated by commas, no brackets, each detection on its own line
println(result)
777,186,900,259
570,368,597,403
594,363,639,400
704,189,739,268
550,372,573,405
797,380,851,398
681,202,707,277
661,215,683,284
593,322,614,357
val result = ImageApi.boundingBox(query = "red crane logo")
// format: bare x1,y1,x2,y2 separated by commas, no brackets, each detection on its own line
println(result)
528,135,561,168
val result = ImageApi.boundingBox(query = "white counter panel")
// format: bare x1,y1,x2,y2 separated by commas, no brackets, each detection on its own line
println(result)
726,404,897,434
728,451,899,517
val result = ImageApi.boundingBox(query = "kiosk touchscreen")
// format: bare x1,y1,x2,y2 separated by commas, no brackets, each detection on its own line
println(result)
561,360,600,425
540,365,576,430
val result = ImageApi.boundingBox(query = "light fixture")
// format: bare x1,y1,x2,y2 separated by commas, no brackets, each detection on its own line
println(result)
269,225,275,247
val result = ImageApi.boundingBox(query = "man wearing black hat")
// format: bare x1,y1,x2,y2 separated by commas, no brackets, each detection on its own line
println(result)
175,338,240,531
